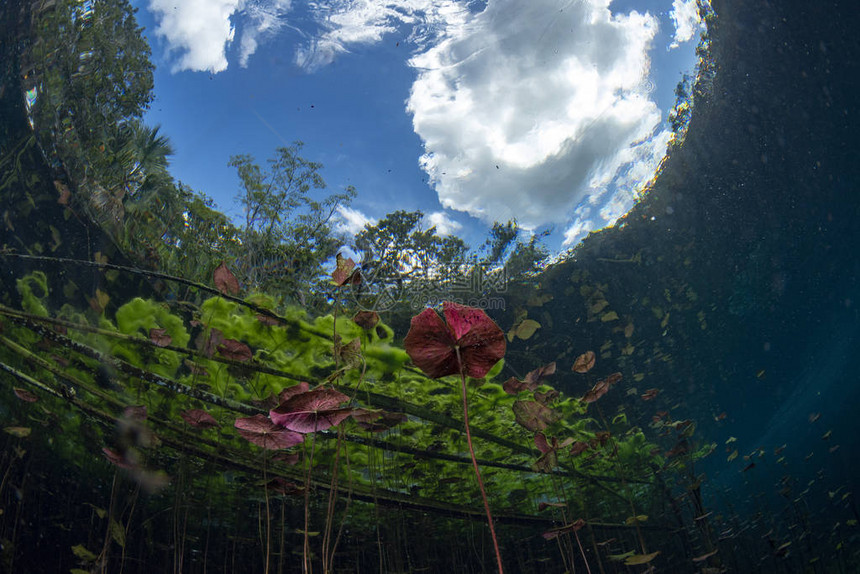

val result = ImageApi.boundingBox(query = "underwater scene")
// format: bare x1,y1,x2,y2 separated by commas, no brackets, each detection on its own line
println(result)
1,0,858,572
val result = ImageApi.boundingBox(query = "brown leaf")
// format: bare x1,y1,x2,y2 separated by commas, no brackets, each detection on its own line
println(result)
512,400,560,431
572,351,596,373
13,387,38,403
149,328,172,347
213,262,240,295
217,339,253,362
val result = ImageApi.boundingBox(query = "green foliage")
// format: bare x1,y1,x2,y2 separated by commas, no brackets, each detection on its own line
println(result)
16,271,49,317
228,142,356,302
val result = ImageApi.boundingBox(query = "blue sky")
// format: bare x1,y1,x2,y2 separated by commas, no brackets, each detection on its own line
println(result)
131,0,707,252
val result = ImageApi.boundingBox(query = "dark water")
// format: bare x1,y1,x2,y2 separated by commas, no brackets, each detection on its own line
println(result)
1,0,859,573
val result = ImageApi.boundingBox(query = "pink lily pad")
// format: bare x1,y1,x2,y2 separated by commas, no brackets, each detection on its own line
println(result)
234,415,304,449
404,302,505,379
269,388,353,434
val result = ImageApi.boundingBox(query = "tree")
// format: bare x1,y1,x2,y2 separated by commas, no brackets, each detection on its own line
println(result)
229,142,356,302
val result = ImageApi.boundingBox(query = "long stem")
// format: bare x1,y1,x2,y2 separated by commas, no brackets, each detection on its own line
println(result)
456,347,503,574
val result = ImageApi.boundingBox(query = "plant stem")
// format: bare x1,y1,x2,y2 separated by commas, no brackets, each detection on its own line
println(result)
456,348,503,574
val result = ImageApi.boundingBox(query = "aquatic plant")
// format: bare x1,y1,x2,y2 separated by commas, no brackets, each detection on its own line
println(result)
404,302,507,574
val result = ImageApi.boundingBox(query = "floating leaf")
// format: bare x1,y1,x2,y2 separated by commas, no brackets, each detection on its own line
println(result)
524,362,556,386
353,311,380,329
608,550,636,562
270,388,353,433
692,549,718,562
180,409,220,429
542,518,586,540
511,319,541,340
624,551,660,565
13,387,38,402
404,303,506,379
512,400,560,431
534,389,559,405
641,388,660,401
278,382,311,402
332,254,360,286
217,339,253,361
537,501,566,511
600,310,619,322
569,441,590,457
123,405,147,421
265,477,305,496
727,449,738,462
102,447,134,469
4,426,31,438
213,262,240,295
502,377,530,395
149,328,171,347
572,351,596,373
234,415,304,449
624,515,648,526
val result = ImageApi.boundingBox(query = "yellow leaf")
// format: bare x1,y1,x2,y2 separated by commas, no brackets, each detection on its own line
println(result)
625,551,660,565
600,310,619,322
624,515,648,525
589,300,609,314
727,449,738,462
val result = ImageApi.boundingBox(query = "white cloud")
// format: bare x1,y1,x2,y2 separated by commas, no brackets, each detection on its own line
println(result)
334,205,376,236
423,211,462,236
295,0,466,71
148,0,240,73
669,0,703,48
407,0,663,238
147,0,292,73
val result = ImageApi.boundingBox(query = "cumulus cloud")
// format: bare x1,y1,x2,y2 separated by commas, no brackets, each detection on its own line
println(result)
147,0,291,73
407,0,663,239
295,0,466,71
669,0,703,48
334,205,376,236
423,211,462,236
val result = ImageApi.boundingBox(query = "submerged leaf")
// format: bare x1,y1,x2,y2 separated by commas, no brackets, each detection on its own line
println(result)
218,339,253,361
352,311,380,329
542,518,586,540
71,544,98,562
213,262,240,295
12,387,38,402
180,409,219,429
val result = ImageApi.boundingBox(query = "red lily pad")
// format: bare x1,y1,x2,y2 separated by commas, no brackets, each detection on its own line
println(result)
213,262,240,295
534,389,559,405
502,377,530,395
269,388,353,434
404,302,506,379
581,373,622,404
180,409,220,429
13,387,38,403
234,415,304,449
542,518,586,540
149,328,172,347
278,382,310,403
572,351,596,373
512,400,560,431
218,339,253,361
